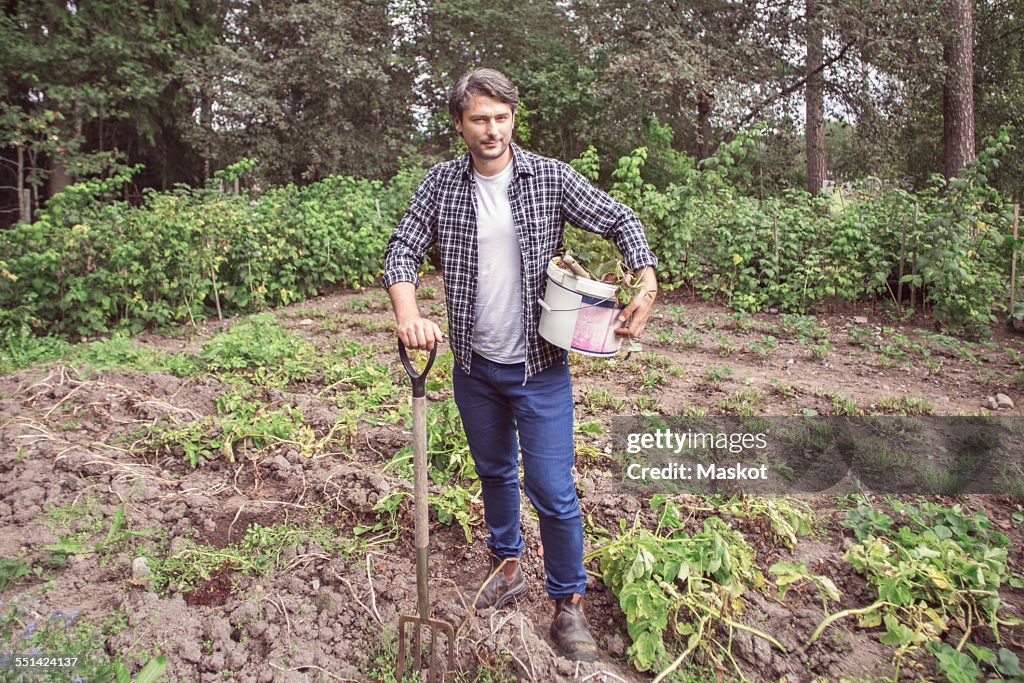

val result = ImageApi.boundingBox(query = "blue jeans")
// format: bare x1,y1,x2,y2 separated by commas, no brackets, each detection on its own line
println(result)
452,352,587,599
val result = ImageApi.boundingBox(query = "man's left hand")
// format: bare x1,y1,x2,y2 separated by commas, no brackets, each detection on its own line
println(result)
615,267,658,338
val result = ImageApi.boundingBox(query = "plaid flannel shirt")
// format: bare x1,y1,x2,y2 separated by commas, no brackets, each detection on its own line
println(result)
382,143,658,381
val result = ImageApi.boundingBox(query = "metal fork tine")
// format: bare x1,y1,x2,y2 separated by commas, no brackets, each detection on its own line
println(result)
413,621,423,671
428,624,441,682
396,618,408,681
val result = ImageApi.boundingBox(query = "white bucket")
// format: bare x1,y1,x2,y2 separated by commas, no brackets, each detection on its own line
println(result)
538,259,624,356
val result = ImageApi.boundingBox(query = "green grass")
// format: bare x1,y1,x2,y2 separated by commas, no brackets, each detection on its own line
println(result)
830,394,861,417
716,389,763,416
0,327,199,376
2,500,166,679
342,293,391,313
995,462,1024,499
634,395,661,412
701,365,733,388
776,313,831,342
148,519,358,595
855,437,914,473
872,395,935,416
578,387,627,412
0,326,72,373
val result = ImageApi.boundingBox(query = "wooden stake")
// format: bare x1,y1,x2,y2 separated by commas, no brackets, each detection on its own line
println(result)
773,215,780,289
910,204,919,310
210,265,223,321
898,216,907,316
1011,203,1020,327
208,235,223,321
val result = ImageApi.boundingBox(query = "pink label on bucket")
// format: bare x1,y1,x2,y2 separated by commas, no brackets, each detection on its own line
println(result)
571,302,621,354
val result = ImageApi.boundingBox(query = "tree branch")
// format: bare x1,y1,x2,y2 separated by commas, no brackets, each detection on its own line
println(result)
737,40,858,128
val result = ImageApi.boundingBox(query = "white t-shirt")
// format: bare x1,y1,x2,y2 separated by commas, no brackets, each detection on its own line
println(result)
471,162,526,363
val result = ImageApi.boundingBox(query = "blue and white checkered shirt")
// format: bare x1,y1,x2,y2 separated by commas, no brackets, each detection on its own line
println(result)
382,143,658,380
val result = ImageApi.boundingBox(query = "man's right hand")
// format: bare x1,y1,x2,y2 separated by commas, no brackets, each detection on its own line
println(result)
396,315,445,350
388,281,444,350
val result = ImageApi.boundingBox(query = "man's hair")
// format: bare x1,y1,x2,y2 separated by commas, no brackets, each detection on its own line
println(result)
448,68,519,122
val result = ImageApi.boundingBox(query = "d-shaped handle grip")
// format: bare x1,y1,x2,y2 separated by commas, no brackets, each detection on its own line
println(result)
398,339,437,398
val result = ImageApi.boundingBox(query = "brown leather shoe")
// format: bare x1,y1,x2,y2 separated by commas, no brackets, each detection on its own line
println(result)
550,593,598,662
461,554,527,610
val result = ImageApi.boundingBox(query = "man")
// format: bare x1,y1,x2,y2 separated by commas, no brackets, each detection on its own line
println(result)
382,68,657,662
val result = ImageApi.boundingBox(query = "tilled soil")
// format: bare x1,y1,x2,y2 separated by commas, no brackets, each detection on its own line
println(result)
1,276,1022,682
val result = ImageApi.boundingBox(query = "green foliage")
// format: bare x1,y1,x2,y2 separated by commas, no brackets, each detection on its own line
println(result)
354,492,410,541
0,557,30,592
182,0,416,184
69,334,198,375
927,641,1022,683
430,487,477,543
561,146,646,291
5,126,1019,341
199,313,316,386
385,394,481,540
769,561,841,608
0,167,423,339
147,387,311,468
839,499,1015,657
588,495,767,674
0,326,72,374
713,496,815,548
571,128,1017,336
0,1,215,198
702,365,733,387
150,520,355,594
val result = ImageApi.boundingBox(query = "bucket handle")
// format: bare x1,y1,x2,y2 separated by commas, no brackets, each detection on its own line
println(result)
537,296,619,313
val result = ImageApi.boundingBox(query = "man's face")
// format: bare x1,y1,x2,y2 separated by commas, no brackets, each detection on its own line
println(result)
454,95,515,167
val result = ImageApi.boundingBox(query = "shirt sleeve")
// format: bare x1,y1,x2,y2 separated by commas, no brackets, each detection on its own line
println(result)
558,162,659,272
381,167,439,290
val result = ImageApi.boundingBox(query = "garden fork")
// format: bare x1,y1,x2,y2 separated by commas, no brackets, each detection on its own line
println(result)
396,340,455,682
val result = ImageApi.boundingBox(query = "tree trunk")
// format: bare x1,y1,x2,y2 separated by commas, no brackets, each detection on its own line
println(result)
696,90,714,160
47,158,72,197
47,105,81,197
943,0,975,178
805,0,827,194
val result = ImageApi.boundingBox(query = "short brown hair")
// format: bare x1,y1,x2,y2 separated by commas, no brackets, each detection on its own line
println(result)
448,68,519,122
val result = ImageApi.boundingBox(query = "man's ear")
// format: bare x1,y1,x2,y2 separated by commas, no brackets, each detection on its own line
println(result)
453,115,463,134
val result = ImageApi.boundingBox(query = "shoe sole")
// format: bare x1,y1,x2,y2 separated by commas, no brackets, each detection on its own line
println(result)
549,621,598,662
549,625,598,662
